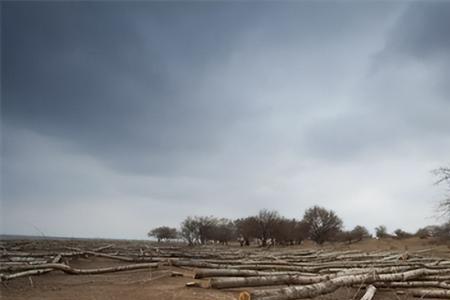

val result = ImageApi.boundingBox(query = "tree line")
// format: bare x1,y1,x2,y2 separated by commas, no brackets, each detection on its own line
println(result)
148,205,449,245
149,165,450,245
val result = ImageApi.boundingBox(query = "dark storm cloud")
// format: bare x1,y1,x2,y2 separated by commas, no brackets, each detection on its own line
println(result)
1,1,449,238
2,1,399,175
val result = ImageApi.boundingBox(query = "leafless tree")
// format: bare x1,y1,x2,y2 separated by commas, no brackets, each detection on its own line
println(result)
433,166,450,219
255,209,281,246
210,218,236,244
375,225,390,239
340,225,371,244
351,225,371,241
180,217,199,245
394,228,413,239
235,217,258,246
302,206,343,244
433,221,450,242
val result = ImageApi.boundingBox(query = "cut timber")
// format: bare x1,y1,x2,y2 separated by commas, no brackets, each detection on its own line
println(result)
194,269,309,279
239,268,446,300
411,289,450,298
375,281,450,289
0,262,158,280
209,274,334,289
186,281,200,287
360,285,376,300
0,268,53,281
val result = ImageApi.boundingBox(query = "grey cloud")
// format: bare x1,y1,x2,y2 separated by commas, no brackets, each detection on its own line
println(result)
2,2,449,238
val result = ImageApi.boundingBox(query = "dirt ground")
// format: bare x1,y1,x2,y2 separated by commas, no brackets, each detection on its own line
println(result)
1,238,449,300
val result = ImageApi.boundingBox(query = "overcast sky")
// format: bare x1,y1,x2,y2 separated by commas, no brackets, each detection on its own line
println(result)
1,1,450,239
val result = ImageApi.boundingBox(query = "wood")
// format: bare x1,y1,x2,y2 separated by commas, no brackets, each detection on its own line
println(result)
194,269,311,279
185,281,200,287
209,274,333,289
411,289,450,298
360,285,376,300
239,268,446,300
0,262,159,280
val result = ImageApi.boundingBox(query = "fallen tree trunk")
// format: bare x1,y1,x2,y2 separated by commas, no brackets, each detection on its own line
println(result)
209,274,334,289
239,268,447,300
360,285,376,300
0,262,159,280
410,289,450,298
375,281,450,289
0,268,54,281
194,269,315,279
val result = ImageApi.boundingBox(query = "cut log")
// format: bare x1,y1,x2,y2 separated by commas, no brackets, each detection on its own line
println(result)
239,268,446,300
171,271,184,277
194,269,313,279
0,262,159,280
209,274,334,289
411,289,450,298
0,268,53,281
360,285,376,300
92,244,114,252
375,281,450,289
186,281,201,287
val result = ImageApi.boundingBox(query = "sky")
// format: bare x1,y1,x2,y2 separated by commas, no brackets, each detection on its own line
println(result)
1,1,450,239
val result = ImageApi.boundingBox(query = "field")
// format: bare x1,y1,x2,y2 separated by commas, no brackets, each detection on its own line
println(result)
1,237,449,300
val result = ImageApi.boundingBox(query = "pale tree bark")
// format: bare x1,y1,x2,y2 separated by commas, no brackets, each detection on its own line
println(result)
360,285,376,300
0,262,159,281
209,274,334,289
239,268,447,300
411,289,450,298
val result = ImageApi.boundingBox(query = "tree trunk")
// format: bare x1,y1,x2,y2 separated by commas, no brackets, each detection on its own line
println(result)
360,285,376,300
210,274,333,289
239,268,446,300
410,289,450,298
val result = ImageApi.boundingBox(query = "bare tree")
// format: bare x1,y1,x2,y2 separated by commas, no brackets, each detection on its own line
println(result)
255,209,281,246
272,218,296,245
351,225,371,241
394,228,413,239
303,206,343,244
375,225,389,239
210,218,236,244
294,220,310,244
235,217,258,246
148,226,178,242
433,166,450,219
340,225,371,244
196,216,218,244
180,217,198,245
433,221,450,242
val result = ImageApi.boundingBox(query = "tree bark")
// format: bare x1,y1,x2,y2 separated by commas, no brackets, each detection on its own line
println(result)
0,262,159,280
411,289,450,298
360,285,376,300
209,274,333,289
239,268,447,300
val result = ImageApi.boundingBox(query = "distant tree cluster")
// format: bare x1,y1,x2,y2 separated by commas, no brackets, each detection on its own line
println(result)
339,225,371,244
414,222,450,241
146,165,450,245
147,226,178,242
149,206,366,246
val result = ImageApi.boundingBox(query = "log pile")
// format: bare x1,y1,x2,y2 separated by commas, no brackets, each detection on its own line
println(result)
1,239,449,299
185,248,450,299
